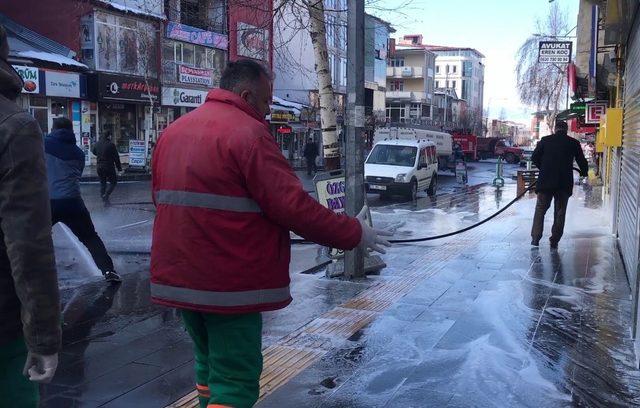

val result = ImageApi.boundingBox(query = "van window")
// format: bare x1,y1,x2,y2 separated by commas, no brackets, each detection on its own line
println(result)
367,145,417,167
419,148,428,166
429,146,436,164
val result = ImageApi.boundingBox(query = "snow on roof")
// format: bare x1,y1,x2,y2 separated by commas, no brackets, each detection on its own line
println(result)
17,51,88,68
272,96,308,111
97,0,166,20
270,104,300,116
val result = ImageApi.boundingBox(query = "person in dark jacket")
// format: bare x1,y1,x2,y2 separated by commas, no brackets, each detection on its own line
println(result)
45,117,120,283
303,137,319,175
531,121,589,248
92,133,122,206
0,24,61,405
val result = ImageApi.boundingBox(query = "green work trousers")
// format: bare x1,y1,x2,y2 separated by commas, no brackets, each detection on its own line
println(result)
0,337,38,408
181,311,263,408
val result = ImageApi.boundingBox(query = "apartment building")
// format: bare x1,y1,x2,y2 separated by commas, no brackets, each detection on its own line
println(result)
385,42,436,123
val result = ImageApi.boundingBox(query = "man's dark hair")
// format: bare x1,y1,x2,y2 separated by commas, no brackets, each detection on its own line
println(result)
219,59,272,92
555,121,568,132
52,117,73,131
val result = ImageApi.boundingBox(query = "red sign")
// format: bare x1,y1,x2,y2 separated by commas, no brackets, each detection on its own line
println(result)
586,102,607,124
277,125,292,134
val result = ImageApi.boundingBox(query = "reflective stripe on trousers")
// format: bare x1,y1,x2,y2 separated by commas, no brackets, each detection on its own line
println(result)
155,190,261,213
151,283,291,307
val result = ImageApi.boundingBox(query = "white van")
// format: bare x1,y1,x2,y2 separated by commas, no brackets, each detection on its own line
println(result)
374,127,454,171
365,139,438,200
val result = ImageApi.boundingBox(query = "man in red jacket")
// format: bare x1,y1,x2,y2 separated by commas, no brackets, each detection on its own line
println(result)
151,59,390,408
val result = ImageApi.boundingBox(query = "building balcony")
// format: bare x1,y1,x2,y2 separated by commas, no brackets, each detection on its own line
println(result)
386,91,426,102
386,66,424,78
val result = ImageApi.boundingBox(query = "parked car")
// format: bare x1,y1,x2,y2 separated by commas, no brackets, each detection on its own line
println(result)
365,139,438,200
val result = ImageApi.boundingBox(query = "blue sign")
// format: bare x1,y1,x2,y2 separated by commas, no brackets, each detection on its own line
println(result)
166,22,228,50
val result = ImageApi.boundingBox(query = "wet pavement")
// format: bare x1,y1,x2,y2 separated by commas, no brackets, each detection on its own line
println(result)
257,182,640,408
40,162,638,408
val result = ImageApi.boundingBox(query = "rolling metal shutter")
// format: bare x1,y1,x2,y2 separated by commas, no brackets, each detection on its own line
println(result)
618,19,640,293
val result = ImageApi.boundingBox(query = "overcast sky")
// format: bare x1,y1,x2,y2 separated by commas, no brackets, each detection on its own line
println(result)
374,0,580,123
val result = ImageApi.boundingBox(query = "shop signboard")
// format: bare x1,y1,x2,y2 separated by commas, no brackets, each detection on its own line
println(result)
166,22,228,50
45,71,82,98
98,73,160,103
12,65,39,94
129,139,146,167
538,41,572,64
586,101,607,124
178,65,214,87
161,87,208,107
237,22,269,61
314,170,347,258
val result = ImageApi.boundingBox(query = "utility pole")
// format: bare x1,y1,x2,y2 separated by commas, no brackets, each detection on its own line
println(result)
344,0,365,279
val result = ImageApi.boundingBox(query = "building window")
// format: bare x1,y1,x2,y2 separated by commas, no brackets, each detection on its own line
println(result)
436,65,440,73
389,58,404,67
452,65,457,73
435,80,440,88
179,0,226,32
446,65,450,73
389,80,404,91
463,61,473,77
95,11,158,78
162,39,227,86
461,79,468,100
451,80,456,89
340,57,347,87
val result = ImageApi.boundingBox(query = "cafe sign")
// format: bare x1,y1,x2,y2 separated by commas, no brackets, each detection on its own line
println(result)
178,65,213,87
167,22,228,50
12,65,39,94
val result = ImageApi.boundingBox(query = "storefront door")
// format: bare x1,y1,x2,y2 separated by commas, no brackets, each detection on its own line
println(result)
48,98,70,133
99,103,138,154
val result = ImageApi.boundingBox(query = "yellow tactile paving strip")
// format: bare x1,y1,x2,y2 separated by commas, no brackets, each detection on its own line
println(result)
169,213,505,407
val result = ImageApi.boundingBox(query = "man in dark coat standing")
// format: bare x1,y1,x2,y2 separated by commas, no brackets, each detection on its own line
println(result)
92,133,122,206
45,118,120,283
531,121,589,248
0,24,61,405
303,137,319,176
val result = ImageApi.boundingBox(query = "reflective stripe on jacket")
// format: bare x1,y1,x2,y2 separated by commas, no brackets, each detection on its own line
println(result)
150,89,361,314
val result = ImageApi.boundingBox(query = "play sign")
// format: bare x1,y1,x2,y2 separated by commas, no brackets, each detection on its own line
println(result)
538,41,572,64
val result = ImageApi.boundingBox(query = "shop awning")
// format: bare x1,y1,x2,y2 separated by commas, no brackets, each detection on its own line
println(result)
556,109,577,121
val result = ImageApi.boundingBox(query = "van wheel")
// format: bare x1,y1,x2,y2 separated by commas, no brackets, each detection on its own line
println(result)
505,152,517,164
427,174,437,196
407,180,418,201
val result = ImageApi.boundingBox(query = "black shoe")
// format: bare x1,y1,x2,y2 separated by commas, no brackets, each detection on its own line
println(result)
550,242,558,249
531,240,539,247
104,270,121,283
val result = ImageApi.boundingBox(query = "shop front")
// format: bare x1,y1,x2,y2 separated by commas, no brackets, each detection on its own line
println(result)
158,86,209,135
95,73,160,162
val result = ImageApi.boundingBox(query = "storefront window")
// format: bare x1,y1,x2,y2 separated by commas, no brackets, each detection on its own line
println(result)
99,103,137,154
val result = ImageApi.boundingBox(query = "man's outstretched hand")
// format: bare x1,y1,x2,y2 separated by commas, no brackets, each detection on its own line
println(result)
356,206,392,254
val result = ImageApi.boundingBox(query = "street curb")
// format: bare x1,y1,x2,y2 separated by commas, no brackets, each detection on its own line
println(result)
81,173,152,182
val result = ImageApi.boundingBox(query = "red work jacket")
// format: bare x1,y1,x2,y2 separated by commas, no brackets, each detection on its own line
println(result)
150,89,362,314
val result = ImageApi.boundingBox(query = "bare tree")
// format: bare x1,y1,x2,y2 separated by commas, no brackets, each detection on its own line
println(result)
516,3,569,127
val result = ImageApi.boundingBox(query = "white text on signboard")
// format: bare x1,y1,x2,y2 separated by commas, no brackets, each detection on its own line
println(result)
538,41,572,64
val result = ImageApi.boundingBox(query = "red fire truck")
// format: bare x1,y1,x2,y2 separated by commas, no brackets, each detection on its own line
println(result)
451,132,478,161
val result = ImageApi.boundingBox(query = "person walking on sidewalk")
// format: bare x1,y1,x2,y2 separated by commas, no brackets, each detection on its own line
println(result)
92,132,121,206
0,25,61,406
531,121,589,248
303,136,319,176
45,118,121,283
151,59,391,408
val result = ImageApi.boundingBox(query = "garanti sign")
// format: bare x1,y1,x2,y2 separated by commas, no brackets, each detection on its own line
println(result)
538,41,572,64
